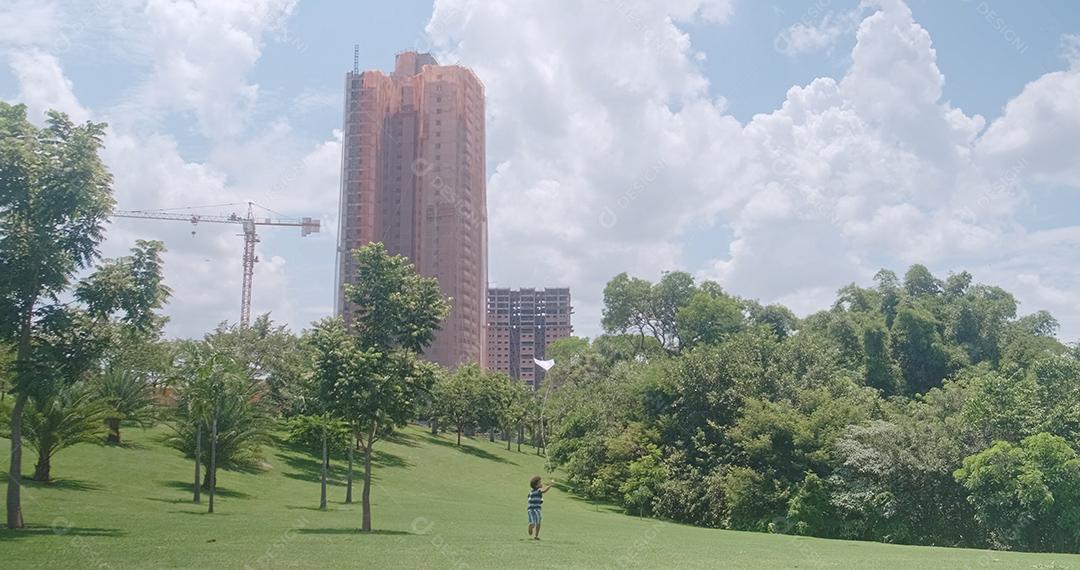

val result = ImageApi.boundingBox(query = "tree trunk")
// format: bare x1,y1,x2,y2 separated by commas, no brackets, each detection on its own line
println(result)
32,447,50,482
193,423,202,504
506,427,511,450
319,428,328,511
538,418,547,456
208,414,217,514
361,423,376,532
7,292,37,530
345,445,354,504
106,417,122,444
430,418,438,435
517,424,522,453
457,425,462,446
489,428,495,443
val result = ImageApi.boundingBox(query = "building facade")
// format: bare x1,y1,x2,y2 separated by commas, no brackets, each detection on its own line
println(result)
486,288,573,388
336,51,487,368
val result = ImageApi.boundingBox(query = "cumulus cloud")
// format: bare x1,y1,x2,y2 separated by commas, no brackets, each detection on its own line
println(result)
426,0,1080,341
108,0,298,140
6,50,90,123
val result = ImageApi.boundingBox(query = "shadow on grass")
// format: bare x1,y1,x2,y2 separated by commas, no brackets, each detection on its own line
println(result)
278,448,410,485
169,510,235,516
104,440,148,450
372,449,410,469
383,431,422,448
279,453,348,485
0,524,125,541
160,480,253,499
296,528,413,536
419,433,516,465
285,505,353,512
21,477,102,492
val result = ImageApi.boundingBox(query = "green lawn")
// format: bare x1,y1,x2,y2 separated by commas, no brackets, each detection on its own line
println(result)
1,424,1078,569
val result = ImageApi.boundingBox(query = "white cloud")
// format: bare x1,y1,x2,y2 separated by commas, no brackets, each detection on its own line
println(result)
426,0,1080,342
775,6,864,57
0,0,59,47
6,49,90,123
977,44,1080,188
108,0,298,140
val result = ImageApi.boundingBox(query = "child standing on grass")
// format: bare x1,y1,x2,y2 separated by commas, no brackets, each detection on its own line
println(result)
527,475,552,540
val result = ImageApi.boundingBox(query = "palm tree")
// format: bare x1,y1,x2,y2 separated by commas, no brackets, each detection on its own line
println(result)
95,368,157,444
23,382,108,482
167,342,272,512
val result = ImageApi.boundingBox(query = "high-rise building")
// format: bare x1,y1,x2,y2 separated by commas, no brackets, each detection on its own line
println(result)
486,288,573,388
336,51,487,369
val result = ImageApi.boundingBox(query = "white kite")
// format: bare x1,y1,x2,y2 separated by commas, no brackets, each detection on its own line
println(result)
533,358,555,371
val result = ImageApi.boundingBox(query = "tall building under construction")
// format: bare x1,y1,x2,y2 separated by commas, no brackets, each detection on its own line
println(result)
335,51,487,368
486,288,573,388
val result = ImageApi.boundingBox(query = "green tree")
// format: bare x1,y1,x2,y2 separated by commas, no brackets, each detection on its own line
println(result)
903,264,943,298
204,314,308,415
0,104,114,528
432,363,487,446
863,321,902,394
94,368,157,444
23,381,107,482
891,303,951,394
956,433,1080,552
602,271,695,355
675,285,745,348
311,242,448,532
287,414,350,510
169,342,271,513
496,377,530,451
745,301,799,340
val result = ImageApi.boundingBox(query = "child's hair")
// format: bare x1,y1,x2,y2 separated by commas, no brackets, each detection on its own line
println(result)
530,475,542,489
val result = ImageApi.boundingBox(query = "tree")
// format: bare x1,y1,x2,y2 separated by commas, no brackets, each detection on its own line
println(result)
745,301,799,340
863,321,902,395
675,285,745,348
495,376,530,451
311,242,449,532
891,303,951,394
903,264,943,298
432,364,488,446
204,314,308,415
602,271,696,355
94,368,157,444
168,342,271,512
23,381,107,482
1,104,114,528
956,433,1080,552
286,414,350,510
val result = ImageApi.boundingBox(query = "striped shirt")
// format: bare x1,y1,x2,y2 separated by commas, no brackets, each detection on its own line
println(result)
527,488,543,510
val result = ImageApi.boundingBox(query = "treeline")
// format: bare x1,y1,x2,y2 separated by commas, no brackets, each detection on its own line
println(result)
543,267,1080,554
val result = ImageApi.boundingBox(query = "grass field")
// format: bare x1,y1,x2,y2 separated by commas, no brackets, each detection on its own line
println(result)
2,423,1079,569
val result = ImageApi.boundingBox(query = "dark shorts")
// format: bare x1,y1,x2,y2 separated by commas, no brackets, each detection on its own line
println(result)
528,508,541,525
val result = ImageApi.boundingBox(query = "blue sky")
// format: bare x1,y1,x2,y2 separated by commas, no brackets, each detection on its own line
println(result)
1,0,1079,342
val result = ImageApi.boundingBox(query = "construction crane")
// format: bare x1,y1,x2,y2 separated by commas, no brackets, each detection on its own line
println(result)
112,202,321,327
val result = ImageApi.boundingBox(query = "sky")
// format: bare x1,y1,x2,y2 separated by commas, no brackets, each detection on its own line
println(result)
1,0,1080,342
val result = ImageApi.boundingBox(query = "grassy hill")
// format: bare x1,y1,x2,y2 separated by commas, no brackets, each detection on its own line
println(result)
1,423,1079,569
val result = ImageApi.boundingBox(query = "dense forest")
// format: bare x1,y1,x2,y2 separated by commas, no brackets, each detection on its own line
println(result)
542,265,1080,553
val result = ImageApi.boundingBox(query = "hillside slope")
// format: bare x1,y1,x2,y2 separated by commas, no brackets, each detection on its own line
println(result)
1,426,1078,569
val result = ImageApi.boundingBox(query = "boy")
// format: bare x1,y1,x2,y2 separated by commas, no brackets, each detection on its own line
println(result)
527,475,552,540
